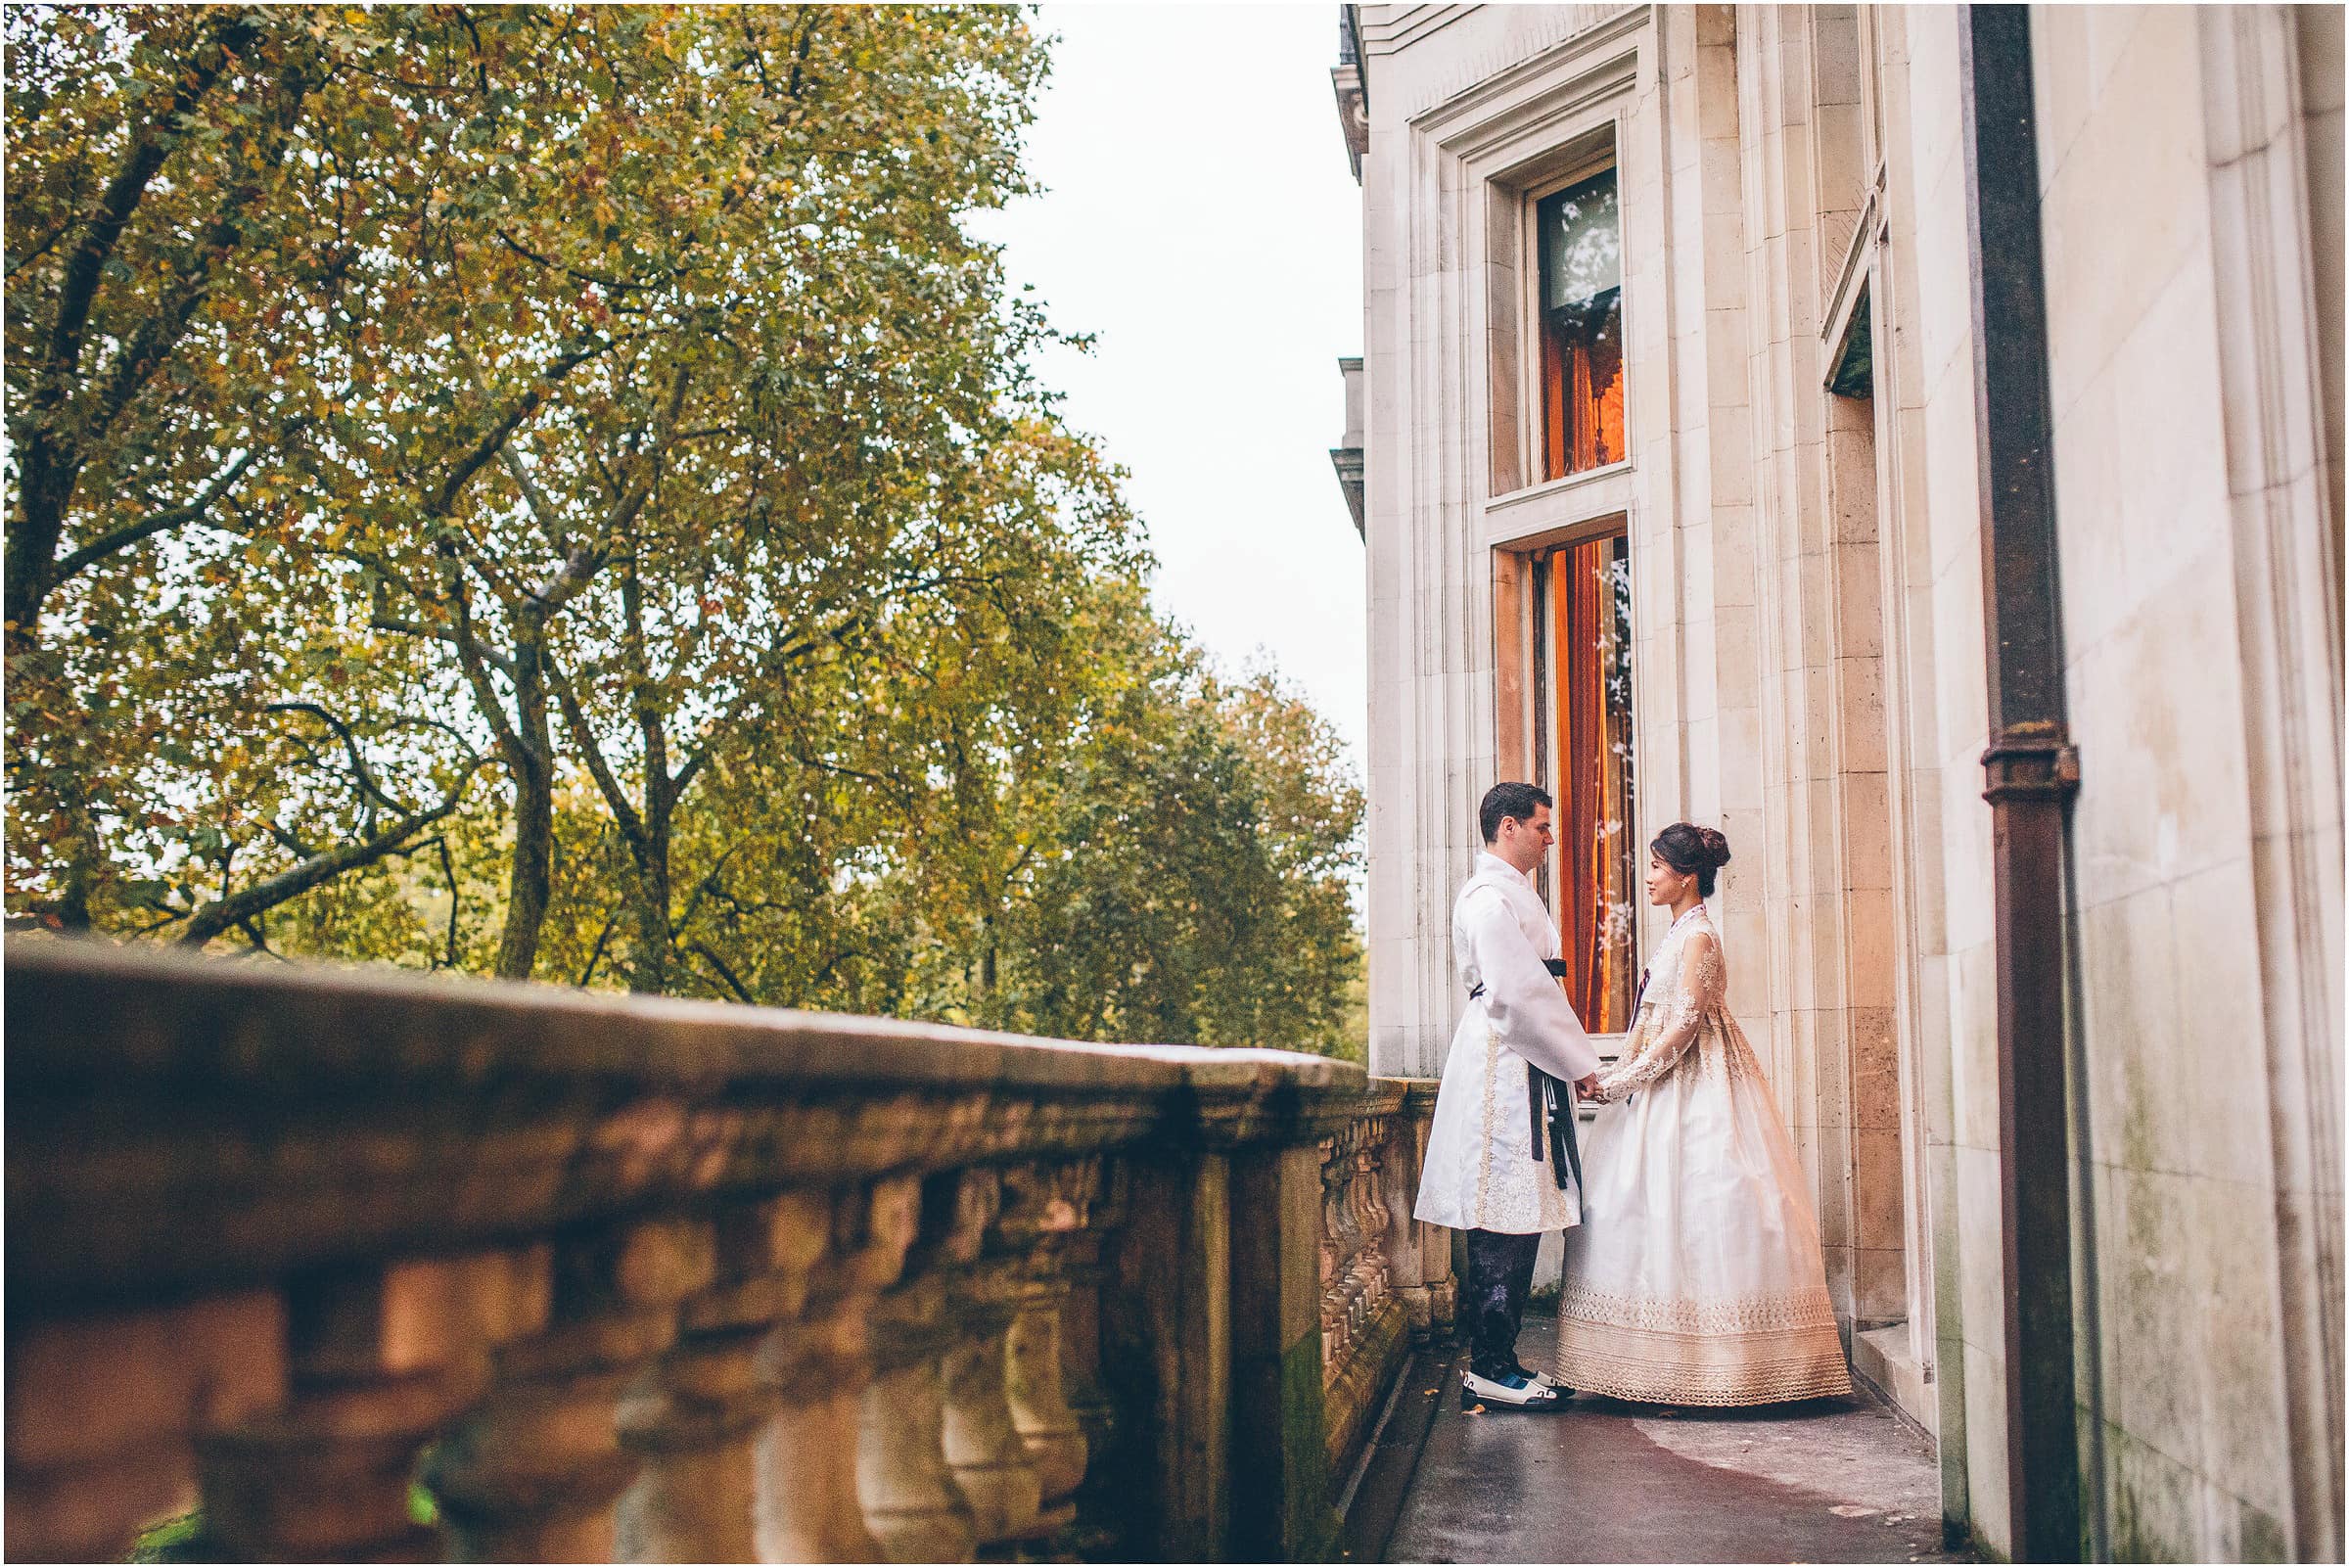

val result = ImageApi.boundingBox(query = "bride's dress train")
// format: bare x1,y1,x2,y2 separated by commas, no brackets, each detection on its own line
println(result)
1554,906,1852,1405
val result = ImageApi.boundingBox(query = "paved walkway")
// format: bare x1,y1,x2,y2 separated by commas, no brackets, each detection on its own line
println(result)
1356,1314,1968,1564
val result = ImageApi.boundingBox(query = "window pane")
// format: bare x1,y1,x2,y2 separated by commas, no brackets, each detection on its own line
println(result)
1543,531,1636,1032
1537,167,1627,480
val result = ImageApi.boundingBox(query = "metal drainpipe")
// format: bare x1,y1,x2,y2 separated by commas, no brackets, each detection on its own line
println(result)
1957,8,2086,1562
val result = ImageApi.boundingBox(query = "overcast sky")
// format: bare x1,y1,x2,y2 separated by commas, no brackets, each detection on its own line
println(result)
976,3,1371,769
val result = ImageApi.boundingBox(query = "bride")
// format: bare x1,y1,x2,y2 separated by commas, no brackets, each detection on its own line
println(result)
1553,823,1851,1405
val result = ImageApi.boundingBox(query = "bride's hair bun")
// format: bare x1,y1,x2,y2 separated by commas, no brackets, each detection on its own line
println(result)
1652,821,1732,896
1694,825,1731,869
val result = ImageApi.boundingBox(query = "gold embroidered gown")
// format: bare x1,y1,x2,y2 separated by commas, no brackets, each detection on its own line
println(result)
1553,906,1852,1405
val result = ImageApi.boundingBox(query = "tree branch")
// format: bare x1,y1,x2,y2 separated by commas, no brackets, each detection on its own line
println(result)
36,15,251,399
50,445,262,583
86,42,323,444
545,653,649,863
263,700,402,820
172,760,485,948
689,938,757,1005
576,903,622,988
428,340,611,518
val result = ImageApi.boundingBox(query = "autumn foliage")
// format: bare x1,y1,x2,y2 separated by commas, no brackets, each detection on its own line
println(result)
4,5,1363,1055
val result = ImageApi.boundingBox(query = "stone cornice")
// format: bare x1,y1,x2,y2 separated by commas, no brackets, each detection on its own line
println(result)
6,940,1379,1308
1402,4,1645,129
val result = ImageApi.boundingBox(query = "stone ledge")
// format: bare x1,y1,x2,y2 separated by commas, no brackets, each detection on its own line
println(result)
6,940,1378,1311
1851,1323,1936,1438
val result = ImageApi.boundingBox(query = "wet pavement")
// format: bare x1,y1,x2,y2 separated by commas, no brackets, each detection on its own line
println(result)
1362,1314,1970,1564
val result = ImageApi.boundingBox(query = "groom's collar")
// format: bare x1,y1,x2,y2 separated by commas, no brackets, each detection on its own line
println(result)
1473,849,1532,886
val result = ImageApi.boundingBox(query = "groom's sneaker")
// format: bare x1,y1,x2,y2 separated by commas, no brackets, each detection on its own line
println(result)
1508,1361,1573,1396
1461,1366,1566,1410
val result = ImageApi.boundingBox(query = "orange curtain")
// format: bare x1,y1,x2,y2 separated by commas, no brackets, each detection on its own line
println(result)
1548,535,1635,1032
1539,300,1627,482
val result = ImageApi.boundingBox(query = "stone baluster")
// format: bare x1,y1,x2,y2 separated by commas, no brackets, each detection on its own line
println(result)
1343,1140,1372,1344
1383,1084,1457,1343
1317,1133,1345,1377
1353,1133,1391,1322
996,1157,1102,1533
855,1170,993,1561
8,1291,289,1562
757,1176,921,1563
1348,1129,1377,1326
426,1219,714,1561
199,1249,549,1562
616,1192,832,1562
940,1172,1045,1548
1320,1128,1365,1380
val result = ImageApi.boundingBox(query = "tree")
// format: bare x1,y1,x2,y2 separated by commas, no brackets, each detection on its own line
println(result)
994,626,1364,1054
5,5,1369,1063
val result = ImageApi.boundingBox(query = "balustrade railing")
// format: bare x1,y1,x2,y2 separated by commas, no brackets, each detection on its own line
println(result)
3,942,1451,1563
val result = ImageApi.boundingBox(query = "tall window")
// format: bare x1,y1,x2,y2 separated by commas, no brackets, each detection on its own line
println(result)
1530,530,1636,1032
1536,164,1626,479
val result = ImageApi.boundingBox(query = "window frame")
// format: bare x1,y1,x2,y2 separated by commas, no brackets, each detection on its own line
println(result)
1488,131,1633,505
1494,512,1640,1038
1525,153,1630,485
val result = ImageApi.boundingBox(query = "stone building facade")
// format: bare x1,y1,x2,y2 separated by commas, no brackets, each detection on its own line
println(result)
1334,5,2342,1560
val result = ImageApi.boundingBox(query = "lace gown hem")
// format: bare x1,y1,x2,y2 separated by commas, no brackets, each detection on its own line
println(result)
1552,1315,1852,1406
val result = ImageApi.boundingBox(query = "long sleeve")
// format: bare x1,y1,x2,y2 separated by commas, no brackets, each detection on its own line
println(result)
1461,890,1601,1084
1599,931,1721,1100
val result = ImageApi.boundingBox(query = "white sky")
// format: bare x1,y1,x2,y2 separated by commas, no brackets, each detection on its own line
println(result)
977,2,1371,771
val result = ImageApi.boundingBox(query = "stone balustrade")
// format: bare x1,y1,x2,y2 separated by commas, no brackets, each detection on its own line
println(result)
3,941,1452,1563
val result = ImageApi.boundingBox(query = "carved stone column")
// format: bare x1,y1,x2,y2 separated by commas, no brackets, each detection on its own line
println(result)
935,1159,1047,1548
8,1292,287,1562
1352,1127,1393,1330
756,1176,919,1563
856,1170,994,1562
617,1193,830,1562
997,1158,1102,1524
199,1249,549,1562
427,1220,713,1561
940,1256,1042,1547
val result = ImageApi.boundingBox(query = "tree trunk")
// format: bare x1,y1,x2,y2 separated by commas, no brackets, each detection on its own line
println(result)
495,741,553,981
625,797,672,994
492,636,558,982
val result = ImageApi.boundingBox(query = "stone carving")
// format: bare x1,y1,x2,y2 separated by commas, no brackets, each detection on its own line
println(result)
3,943,1448,1563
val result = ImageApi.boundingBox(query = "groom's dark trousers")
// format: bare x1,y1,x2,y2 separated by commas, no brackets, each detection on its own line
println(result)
1463,1228,1544,1376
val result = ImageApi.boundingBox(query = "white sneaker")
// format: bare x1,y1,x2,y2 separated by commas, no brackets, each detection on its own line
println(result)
1461,1366,1567,1410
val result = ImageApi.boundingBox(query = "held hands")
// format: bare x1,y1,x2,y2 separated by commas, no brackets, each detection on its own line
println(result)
1574,1073,1603,1103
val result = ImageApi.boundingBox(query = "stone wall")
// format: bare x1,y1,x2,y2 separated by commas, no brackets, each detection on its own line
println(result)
3,940,1451,1563
1350,2,2341,1559
2029,7,2344,1558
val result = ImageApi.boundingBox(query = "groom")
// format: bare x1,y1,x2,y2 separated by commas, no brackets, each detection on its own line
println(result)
1412,782,1601,1409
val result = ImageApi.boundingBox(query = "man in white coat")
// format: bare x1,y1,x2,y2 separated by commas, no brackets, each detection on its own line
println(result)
1412,781,1602,1409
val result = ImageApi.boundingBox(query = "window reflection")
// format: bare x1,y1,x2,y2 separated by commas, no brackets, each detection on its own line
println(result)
1537,166,1626,479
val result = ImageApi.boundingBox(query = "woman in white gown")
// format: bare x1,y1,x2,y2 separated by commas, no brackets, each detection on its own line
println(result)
1554,823,1851,1406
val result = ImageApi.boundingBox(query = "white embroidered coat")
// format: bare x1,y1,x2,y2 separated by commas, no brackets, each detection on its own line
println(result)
1412,852,1602,1234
